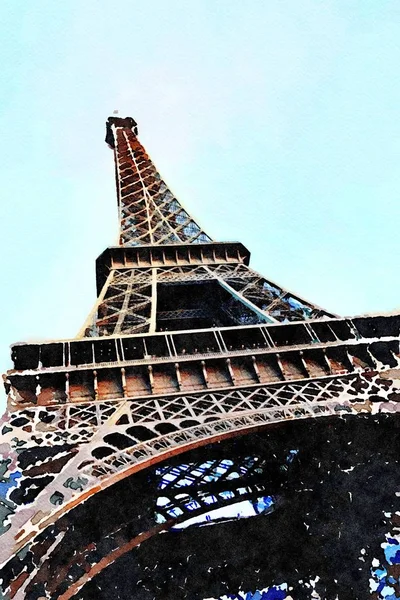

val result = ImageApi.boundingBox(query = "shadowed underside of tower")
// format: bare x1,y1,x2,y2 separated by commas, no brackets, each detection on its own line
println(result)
0,117,400,600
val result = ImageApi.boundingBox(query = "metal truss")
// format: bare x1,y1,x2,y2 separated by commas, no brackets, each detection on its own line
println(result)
82,375,365,480
204,264,331,322
1,400,121,451
108,116,212,246
79,262,334,338
80,268,154,336
154,454,276,526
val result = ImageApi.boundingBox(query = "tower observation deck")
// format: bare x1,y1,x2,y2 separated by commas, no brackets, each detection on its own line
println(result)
0,117,399,600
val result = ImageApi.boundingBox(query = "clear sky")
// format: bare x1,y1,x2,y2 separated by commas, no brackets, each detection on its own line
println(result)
1,1,400,411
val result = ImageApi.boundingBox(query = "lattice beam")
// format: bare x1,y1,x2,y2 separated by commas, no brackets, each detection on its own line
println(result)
106,116,212,246
78,261,335,339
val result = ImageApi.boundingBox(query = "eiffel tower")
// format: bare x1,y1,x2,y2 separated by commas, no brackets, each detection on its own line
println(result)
1,116,400,600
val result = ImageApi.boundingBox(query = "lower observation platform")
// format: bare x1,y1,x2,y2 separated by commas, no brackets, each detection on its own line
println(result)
6,313,400,408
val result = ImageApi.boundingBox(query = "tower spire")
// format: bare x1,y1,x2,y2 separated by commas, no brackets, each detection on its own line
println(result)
105,116,212,246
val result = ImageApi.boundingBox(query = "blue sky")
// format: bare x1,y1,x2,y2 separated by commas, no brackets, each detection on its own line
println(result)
1,1,400,411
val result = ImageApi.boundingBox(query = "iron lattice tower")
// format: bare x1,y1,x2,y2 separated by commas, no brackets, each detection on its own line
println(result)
1,117,400,600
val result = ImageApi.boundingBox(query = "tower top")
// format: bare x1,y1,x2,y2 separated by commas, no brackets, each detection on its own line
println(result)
104,115,212,246
105,115,138,147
